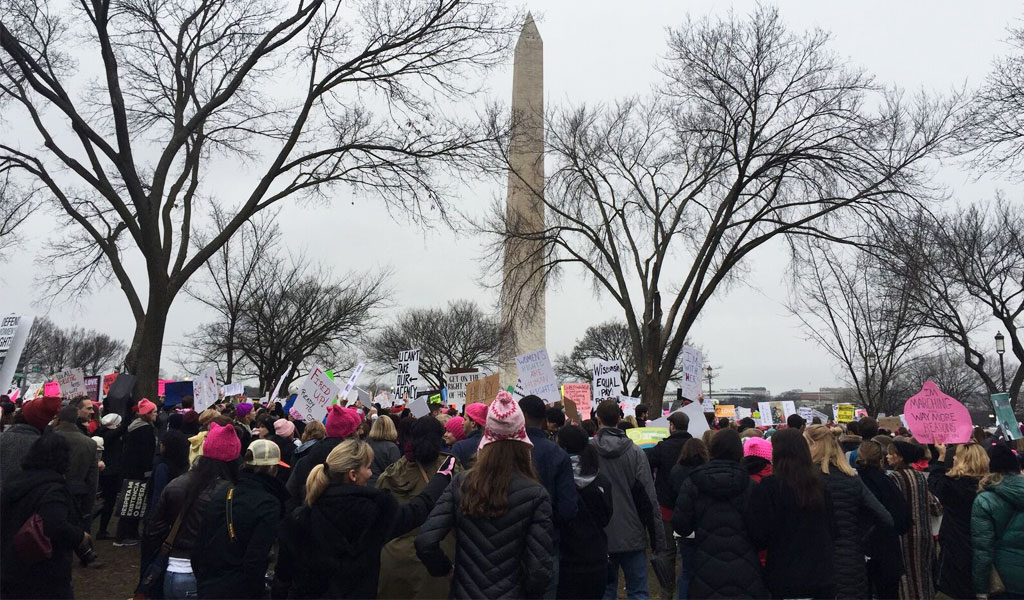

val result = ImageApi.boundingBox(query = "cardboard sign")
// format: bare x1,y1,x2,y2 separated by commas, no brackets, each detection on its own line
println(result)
193,366,219,411
714,404,736,418
562,383,592,420
296,364,341,423
395,349,420,400
445,371,480,407
515,349,560,405
466,373,501,405
679,346,703,402
902,381,972,444
834,403,856,423
878,416,903,432
56,368,87,399
626,426,669,449
991,393,1022,440
592,360,622,405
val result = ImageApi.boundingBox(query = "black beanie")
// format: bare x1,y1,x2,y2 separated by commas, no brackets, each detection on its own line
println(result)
988,443,1021,475
892,440,924,464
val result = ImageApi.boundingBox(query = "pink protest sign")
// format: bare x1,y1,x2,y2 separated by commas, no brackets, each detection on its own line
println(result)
902,381,972,444
158,379,173,396
562,383,592,420
44,381,61,396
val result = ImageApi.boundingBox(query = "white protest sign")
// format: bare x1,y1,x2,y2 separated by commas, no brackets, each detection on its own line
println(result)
735,406,752,421
223,382,244,397
408,395,430,418
679,346,703,402
444,370,481,407
680,401,711,438
592,360,622,405
515,349,560,405
619,395,642,415
702,397,715,412
193,365,219,411
0,314,34,393
339,363,366,401
269,363,294,401
296,364,340,423
395,349,420,400
56,368,87,399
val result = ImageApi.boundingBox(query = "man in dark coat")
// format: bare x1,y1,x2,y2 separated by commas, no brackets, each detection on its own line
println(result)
645,410,692,599
449,402,486,467
0,397,60,486
114,398,157,546
52,407,99,528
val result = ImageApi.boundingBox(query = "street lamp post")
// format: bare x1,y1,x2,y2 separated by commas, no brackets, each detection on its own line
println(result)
995,332,1007,392
866,352,877,409
705,365,714,400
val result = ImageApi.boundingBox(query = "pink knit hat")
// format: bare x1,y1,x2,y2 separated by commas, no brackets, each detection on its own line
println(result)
136,398,157,415
744,437,773,462
444,416,467,442
465,402,488,427
274,418,295,438
478,391,532,450
204,422,241,462
325,405,361,438
288,407,303,421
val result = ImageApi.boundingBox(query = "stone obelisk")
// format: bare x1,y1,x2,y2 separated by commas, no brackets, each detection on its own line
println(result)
501,13,545,381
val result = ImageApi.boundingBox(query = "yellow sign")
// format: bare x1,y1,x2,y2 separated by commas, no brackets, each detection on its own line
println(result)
714,405,736,418
836,404,855,423
626,427,669,448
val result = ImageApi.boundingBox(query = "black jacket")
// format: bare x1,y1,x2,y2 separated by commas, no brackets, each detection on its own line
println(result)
857,465,910,587
0,469,84,599
277,474,449,598
193,471,289,599
821,469,894,599
672,460,767,599
415,472,554,599
526,427,579,527
646,430,692,510
560,470,613,572
285,437,343,511
747,475,835,599
122,420,156,479
669,463,700,506
98,427,126,476
143,470,231,562
266,434,296,484
928,465,979,600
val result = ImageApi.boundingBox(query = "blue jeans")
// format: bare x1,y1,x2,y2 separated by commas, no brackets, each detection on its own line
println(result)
677,538,695,600
163,571,197,599
604,549,649,600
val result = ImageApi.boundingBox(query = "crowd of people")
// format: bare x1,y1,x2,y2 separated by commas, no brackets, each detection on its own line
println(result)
0,389,1022,600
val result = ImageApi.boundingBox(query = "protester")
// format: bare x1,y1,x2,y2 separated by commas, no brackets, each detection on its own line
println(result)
856,440,910,600
741,436,773,482
971,443,1024,599
377,417,463,599
367,415,402,488
805,424,893,599
927,442,989,600
115,398,158,547
143,423,240,599
669,438,708,600
747,428,834,598
449,402,487,467
286,405,362,510
443,416,467,448
592,400,664,599
268,418,297,482
192,439,290,599
187,409,221,464
785,413,806,432
276,438,455,598
0,433,91,599
95,413,125,539
51,406,100,529
148,429,191,517
295,419,326,461
555,424,613,600
644,410,692,599
234,401,254,448
887,439,941,600
416,391,554,599
0,396,61,485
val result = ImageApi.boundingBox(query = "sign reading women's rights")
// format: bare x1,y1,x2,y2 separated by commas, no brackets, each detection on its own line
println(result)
592,360,622,405
515,349,560,405
902,381,972,444
297,364,340,423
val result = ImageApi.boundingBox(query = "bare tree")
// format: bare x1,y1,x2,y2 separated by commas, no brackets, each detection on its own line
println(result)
0,0,520,397
367,300,506,389
962,25,1024,176
788,237,925,416
484,7,960,412
891,347,988,407
0,170,37,257
17,316,126,376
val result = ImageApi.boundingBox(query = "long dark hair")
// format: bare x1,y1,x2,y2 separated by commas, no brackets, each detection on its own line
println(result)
181,456,238,511
678,438,709,467
408,417,443,464
159,430,191,479
770,428,823,509
460,440,537,518
557,424,599,476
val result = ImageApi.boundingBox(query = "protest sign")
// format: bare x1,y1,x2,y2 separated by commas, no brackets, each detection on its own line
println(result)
626,426,669,449
619,395,642,415
592,360,622,405
680,401,711,438
163,381,193,408
991,393,1022,440
798,406,814,422
269,363,293,401
679,346,703,402
102,373,119,396
902,381,972,444
702,397,715,412
157,379,173,397
757,401,797,426
466,373,501,405
296,364,340,423
563,393,580,422
56,368,87,399
0,314,33,392
445,371,480,407
834,403,855,423
515,349,560,405
193,366,219,411
408,396,430,418
223,383,244,397
735,406,752,421
339,363,366,402
715,405,736,418
115,479,149,519
562,383,592,419
395,349,420,400
84,376,100,403
878,416,903,432
44,381,60,396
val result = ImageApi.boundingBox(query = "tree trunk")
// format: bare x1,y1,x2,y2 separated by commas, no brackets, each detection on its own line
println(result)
641,370,669,420
124,289,171,402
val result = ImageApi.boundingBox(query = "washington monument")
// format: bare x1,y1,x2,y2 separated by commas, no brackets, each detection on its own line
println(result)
501,13,546,378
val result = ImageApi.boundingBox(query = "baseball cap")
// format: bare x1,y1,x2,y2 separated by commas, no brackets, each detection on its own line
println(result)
246,439,290,468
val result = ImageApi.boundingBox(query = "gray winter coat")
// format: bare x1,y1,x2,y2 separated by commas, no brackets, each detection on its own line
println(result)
591,427,663,554
0,424,41,488
52,422,99,524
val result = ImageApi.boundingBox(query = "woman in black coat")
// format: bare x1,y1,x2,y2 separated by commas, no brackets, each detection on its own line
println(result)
277,438,454,598
928,442,988,600
673,428,767,599
0,433,89,599
855,440,910,600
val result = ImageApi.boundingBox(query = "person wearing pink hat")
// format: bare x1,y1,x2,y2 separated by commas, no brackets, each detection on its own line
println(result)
114,398,159,547
449,402,488,467
284,405,363,511
144,423,240,599
742,436,774,482
268,419,297,484
442,416,466,447
416,391,555,599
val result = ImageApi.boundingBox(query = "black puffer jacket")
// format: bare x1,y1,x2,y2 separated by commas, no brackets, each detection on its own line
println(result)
285,437,343,510
928,465,979,600
821,469,894,599
646,430,692,510
672,459,767,599
415,472,554,599
857,465,909,591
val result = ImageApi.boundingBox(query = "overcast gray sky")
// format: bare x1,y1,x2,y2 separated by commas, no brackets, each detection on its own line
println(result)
1,0,1018,393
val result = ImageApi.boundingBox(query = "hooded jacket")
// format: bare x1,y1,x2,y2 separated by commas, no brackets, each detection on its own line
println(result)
0,469,84,599
52,421,99,524
415,471,554,599
673,459,767,599
928,465,980,600
0,423,41,485
122,418,156,479
592,427,663,553
820,469,894,599
278,474,449,599
559,455,613,572
972,474,1024,594
527,427,579,529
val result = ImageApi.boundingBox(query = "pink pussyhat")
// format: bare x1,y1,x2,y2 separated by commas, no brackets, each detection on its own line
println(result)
203,422,241,462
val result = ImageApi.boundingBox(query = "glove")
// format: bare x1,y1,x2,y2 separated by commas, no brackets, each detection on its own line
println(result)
436,455,456,477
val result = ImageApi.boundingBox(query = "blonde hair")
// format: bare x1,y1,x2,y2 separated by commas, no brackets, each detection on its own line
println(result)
369,416,397,442
948,443,989,479
304,439,374,506
300,420,326,443
805,424,854,476
198,408,220,426
741,428,763,439
623,415,638,428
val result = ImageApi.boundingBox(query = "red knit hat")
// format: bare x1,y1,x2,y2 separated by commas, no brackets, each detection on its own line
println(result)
325,406,361,438
478,391,532,450
203,423,241,462
22,397,62,430
465,402,488,427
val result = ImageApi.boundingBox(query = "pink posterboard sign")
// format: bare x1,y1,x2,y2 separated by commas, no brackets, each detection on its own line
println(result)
44,381,61,396
158,380,173,396
902,381,972,444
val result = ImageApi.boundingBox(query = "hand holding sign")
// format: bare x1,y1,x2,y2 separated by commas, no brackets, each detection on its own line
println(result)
902,381,972,444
